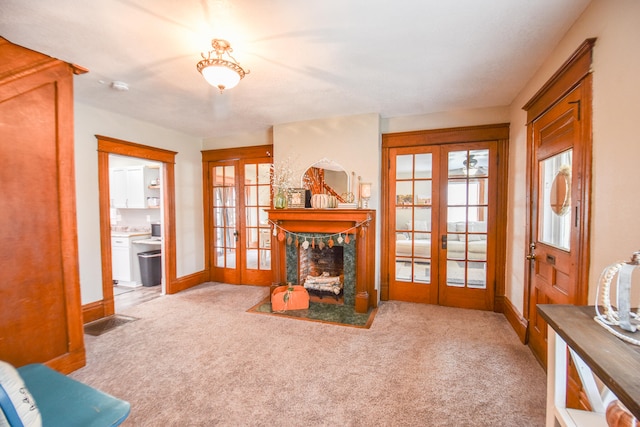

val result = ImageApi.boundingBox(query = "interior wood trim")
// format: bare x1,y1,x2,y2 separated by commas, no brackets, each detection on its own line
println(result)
82,301,107,324
380,124,509,311
1,37,85,374
95,136,178,323
382,123,510,148
503,297,528,344
97,134,177,163
201,144,273,162
170,270,210,294
523,38,596,122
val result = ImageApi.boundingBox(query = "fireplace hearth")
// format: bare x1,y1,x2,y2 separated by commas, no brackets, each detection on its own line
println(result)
267,209,376,313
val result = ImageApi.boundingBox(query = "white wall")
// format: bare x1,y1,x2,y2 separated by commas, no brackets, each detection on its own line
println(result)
382,106,509,134
506,0,640,313
202,129,272,150
74,103,204,304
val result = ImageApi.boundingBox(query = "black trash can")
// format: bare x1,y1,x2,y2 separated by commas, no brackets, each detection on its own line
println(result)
138,250,162,286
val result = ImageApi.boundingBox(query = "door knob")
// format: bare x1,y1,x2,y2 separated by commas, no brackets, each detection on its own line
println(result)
526,242,536,261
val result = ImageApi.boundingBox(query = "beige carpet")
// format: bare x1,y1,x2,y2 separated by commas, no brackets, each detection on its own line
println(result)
71,282,546,426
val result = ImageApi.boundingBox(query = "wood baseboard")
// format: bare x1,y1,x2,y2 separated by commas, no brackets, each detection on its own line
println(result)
82,300,107,324
167,270,209,294
82,270,209,323
503,297,528,344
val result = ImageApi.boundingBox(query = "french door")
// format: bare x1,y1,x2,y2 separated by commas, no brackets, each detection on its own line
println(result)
387,141,498,310
204,146,273,286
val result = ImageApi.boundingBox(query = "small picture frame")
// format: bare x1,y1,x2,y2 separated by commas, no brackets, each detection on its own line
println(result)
287,188,306,208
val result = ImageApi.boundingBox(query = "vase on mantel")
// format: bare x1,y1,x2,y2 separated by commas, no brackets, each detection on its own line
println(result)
274,189,288,209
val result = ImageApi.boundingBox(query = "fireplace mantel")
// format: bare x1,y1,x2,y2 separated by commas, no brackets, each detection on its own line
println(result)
267,209,376,313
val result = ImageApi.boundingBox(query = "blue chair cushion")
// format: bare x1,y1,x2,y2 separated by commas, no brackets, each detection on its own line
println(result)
17,364,130,427
0,360,42,427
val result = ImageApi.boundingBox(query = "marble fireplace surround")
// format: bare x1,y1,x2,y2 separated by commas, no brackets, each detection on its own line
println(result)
267,209,377,313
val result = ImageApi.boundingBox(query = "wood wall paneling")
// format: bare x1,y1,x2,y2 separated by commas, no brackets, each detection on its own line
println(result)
0,37,86,373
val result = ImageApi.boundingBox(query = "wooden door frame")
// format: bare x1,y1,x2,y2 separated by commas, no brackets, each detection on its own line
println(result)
95,135,177,320
202,144,273,283
381,124,510,311
522,39,595,337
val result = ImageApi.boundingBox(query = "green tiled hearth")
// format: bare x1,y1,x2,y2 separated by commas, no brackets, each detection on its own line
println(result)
249,299,376,328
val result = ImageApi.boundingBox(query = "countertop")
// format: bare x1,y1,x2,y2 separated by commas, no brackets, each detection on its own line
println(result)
133,238,162,245
111,231,151,238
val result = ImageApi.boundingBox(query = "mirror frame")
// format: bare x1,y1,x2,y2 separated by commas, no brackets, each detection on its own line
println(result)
550,164,571,216
301,157,351,196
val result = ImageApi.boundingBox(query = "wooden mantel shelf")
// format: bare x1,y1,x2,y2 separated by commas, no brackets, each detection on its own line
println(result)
267,209,376,313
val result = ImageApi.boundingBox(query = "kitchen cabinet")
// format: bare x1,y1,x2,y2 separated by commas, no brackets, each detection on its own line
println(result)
110,166,159,208
111,233,150,286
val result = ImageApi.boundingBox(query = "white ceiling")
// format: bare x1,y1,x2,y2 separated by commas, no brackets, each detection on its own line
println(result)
1,0,591,140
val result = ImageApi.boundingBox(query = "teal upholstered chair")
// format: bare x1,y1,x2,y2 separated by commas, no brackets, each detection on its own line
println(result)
0,361,130,426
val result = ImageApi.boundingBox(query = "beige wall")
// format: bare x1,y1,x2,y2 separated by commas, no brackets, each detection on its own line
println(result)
506,0,640,314
74,103,204,304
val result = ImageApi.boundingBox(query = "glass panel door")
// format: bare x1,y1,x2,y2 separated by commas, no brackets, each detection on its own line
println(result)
243,162,272,272
445,149,488,289
389,147,438,304
438,144,496,310
212,164,237,270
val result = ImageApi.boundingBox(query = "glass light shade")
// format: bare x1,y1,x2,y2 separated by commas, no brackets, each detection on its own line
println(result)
201,65,241,90
360,182,372,198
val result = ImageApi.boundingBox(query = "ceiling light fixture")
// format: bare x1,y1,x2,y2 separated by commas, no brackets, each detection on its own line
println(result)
463,155,478,175
196,39,249,93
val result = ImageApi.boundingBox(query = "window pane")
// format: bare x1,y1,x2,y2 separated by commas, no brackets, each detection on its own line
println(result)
414,154,432,179
414,207,431,232
467,262,486,288
539,150,572,250
448,180,467,205
396,181,413,206
258,163,271,184
447,260,465,287
396,155,413,179
414,180,432,205
246,249,258,269
396,207,412,230
244,164,256,183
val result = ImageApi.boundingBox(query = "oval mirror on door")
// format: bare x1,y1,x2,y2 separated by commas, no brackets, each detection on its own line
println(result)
550,165,571,216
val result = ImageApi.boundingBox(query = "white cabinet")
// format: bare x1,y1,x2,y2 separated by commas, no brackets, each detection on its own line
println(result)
111,234,149,286
110,166,159,209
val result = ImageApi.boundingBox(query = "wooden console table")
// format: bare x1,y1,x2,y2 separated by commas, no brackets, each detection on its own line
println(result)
538,304,640,426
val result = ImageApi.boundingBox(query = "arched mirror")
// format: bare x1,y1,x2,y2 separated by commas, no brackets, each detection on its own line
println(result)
550,164,571,216
302,158,352,202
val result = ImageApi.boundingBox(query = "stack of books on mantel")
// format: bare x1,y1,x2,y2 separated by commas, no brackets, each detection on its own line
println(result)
337,203,357,209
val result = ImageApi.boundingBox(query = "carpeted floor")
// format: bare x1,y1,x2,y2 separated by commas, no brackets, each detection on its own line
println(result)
71,282,546,426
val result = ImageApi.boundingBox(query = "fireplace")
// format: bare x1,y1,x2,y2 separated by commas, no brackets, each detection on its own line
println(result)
267,209,376,313
298,240,349,304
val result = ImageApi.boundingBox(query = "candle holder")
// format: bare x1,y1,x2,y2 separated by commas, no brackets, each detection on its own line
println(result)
359,182,372,209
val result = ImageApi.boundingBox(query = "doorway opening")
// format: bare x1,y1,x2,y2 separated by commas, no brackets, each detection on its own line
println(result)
96,135,177,320
109,154,164,312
